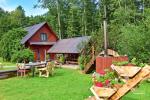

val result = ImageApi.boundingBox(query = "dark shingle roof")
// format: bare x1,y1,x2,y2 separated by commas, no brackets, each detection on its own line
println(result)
47,36,91,54
21,22,46,44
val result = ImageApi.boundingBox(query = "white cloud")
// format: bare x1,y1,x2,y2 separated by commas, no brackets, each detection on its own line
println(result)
0,0,15,11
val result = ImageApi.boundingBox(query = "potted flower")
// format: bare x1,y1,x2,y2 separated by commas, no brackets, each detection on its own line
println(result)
91,72,105,87
95,76,105,87
110,79,124,89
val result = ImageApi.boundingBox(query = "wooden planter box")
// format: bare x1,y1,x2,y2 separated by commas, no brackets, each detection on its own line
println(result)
96,56,128,74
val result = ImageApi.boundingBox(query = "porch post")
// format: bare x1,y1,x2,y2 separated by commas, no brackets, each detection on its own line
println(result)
45,49,47,61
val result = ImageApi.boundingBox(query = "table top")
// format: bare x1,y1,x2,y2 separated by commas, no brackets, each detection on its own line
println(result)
92,86,116,98
114,66,141,77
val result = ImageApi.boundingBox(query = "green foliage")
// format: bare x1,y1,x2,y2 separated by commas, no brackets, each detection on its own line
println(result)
78,55,84,70
11,49,34,63
117,24,150,63
37,0,101,38
113,61,129,66
104,72,116,80
110,79,118,85
78,55,91,70
96,76,105,84
110,79,125,85
95,71,116,84
0,28,27,61
131,57,138,65
131,57,146,67
59,55,65,64
147,78,150,83
10,6,26,27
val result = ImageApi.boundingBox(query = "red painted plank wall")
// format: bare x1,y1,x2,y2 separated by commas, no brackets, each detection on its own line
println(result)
25,24,58,61
28,24,58,42
96,56,128,73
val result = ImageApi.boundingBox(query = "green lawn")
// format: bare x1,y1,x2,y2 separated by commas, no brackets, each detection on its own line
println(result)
122,81,150,100
0,68,149,100
0,67,16,71
0,68,92,100
0,57,16,71
0,57,15,66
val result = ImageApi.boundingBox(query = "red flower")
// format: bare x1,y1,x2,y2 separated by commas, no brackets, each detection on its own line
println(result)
98,70,106,75
105,79,110,85
95,82,103,87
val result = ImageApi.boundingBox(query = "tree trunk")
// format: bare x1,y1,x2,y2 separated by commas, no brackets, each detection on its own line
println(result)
56,0,61,39
83,1,87,36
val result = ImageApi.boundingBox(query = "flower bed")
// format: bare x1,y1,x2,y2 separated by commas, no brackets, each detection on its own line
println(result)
92,70,124,89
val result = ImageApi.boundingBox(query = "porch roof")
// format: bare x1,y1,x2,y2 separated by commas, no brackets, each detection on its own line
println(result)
47,36,91,54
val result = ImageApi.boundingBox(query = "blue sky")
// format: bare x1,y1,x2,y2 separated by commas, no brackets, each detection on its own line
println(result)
0,0,48,16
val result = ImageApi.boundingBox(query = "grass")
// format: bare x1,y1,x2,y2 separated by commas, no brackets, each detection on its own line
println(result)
0,67,16,71
122,81,150,100
0,68,149,100
0,68,92,100
0,57,15,66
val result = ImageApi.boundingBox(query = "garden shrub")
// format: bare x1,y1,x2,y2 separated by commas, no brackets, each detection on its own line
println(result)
11,49,34,63
78,55,92,70
59,55,65,64
131,57,145,67
78,55,84,70
0,28,27,61
112,61,129,66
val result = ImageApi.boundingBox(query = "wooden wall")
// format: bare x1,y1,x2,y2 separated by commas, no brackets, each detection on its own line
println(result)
96,56,129,73
25,24,58,61
28,24,58,42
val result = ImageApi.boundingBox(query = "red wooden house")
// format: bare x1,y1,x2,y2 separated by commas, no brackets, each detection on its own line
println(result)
21,22,58,61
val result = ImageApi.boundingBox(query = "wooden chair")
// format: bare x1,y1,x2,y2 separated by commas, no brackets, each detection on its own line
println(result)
38,62,54,77
16,63,29,77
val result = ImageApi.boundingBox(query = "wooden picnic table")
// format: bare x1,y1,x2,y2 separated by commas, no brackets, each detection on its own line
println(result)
25,62,47,77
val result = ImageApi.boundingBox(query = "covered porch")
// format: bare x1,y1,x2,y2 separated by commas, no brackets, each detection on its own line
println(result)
47,36,91,64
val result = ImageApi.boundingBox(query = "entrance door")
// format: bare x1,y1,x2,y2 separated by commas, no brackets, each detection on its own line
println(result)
33,49,40,61
37,49,40,61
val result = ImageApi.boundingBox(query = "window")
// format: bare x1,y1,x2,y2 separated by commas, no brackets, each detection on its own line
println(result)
40,33,47,41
